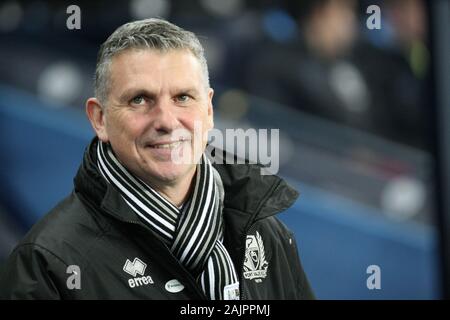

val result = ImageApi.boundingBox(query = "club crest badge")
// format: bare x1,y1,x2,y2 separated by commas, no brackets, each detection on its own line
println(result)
243,231,268,282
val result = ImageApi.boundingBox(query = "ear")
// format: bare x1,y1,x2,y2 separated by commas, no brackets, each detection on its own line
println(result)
86,98,109,142
206,88,214,130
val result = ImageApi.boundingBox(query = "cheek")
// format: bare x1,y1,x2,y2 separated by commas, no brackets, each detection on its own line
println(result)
108,113,146,139
182,112,212,139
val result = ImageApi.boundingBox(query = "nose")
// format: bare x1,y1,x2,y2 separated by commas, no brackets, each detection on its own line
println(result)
150,99,179,133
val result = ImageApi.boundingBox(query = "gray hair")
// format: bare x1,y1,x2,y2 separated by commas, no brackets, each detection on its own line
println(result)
94,18,210,104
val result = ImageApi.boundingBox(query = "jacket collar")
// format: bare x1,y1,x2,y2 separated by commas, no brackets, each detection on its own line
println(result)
74,138,139,223
74,138,299,227
209,148,299,223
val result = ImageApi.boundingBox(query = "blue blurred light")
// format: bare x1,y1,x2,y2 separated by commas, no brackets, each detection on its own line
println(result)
361,18,396,50
262,9,297,43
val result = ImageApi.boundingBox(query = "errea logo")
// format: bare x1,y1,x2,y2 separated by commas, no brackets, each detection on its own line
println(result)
123,258,146,277
123,257,154,288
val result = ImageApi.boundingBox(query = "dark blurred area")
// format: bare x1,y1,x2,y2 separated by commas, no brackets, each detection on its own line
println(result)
0,0,448,299
246,0,430,150
0,0,433,149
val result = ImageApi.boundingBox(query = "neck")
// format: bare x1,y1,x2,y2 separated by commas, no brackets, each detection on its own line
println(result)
147,168,197,207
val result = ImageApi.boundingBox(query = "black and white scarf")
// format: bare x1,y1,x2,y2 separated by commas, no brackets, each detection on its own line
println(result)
96,141,239,300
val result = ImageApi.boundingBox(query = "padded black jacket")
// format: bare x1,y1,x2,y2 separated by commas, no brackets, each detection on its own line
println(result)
0,139,314,300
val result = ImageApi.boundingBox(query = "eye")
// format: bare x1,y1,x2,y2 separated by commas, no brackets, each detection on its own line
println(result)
130,95,145,106
175,94,190,103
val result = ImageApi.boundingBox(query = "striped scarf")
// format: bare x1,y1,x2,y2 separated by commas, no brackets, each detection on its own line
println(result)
96,141,239,300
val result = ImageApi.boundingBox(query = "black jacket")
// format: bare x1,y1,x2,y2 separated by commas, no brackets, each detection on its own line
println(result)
0,139,314,299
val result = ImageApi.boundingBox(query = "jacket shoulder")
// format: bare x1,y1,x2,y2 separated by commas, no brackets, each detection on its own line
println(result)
15,192,109,267
0,192,109,299
251,216,315,299
0,242,68,299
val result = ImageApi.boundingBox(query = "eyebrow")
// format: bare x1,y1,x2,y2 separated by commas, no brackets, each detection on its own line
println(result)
118,88,155,103
175,88,200,96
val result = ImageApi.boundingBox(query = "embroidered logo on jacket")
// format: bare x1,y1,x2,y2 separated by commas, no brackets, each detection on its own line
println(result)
123,258,146,277
123,257,154,288
243,231,268,282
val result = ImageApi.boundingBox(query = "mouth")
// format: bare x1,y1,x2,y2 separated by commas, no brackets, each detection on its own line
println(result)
147,138,190,150
149,141,183,149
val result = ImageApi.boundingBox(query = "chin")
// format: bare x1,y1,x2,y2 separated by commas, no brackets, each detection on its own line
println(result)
146,163,194,184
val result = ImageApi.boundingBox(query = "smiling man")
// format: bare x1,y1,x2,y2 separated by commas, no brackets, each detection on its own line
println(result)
88,48,213,207
0,18,314,300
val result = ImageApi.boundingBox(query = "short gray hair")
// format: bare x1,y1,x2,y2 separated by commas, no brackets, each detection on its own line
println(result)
94,18,210,104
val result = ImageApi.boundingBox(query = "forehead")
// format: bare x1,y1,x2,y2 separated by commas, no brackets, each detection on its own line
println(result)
109,48,205,88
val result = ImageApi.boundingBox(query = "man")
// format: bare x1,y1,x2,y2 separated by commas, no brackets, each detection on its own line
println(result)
0,18,314,299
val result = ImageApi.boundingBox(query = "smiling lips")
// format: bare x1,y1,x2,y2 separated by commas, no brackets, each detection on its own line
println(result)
147,138,190,149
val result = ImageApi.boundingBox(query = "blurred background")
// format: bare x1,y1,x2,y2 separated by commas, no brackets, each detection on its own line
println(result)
0,0,449,299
